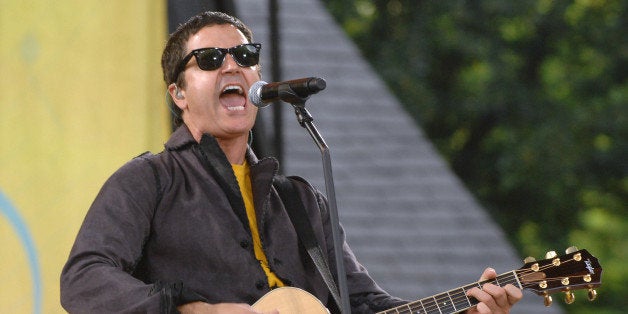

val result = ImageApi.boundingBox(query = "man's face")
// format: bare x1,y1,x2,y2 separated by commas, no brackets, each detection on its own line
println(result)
176,24,260,142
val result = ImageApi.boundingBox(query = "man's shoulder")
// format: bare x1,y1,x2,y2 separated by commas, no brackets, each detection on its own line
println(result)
283,175,327,214
109,152,163,181
285,175,315,192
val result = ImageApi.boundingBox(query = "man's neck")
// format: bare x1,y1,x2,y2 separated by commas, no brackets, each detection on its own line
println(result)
185,124,249,165
215,136,248,165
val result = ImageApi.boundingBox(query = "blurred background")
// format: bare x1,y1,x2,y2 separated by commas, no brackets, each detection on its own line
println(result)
1,1,169,313
1,0,624,313
320,1,626,313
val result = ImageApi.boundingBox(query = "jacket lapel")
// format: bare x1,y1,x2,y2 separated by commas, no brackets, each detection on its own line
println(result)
197,134,250,234
248,152,279,232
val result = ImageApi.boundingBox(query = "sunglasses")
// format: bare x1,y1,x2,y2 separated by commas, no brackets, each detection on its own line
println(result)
175,43,261,78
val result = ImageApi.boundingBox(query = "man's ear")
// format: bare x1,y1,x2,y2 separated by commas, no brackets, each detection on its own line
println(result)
168,83,186,109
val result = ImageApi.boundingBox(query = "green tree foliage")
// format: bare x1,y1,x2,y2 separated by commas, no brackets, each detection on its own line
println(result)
322,0,627,312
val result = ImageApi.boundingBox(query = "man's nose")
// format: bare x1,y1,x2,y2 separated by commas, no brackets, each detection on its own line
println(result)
221,53,240,72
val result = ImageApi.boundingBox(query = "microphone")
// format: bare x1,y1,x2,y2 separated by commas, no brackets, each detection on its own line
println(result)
248,77,326,107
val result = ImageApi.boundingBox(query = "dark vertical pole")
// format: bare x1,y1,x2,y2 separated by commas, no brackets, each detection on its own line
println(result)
167,0,236,34
269,0,283,167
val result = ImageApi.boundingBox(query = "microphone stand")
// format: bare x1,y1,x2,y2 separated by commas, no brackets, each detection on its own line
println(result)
279,87,351,314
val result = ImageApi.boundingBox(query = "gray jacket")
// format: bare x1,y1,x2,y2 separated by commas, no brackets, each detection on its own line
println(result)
60,125,404,313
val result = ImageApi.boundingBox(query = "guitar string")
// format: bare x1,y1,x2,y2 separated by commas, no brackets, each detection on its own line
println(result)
516,256,582,289
386,257,582,314
386,272,520,314
380,256,580,314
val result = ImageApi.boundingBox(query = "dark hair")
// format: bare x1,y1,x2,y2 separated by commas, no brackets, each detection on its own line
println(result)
161,11,254,127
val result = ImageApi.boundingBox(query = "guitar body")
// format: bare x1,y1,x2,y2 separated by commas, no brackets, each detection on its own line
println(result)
252,287,330,314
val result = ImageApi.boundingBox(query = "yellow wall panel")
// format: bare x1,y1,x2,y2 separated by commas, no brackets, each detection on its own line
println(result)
0,1,168,313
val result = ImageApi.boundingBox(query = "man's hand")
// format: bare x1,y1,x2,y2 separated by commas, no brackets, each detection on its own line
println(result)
466,268,523,313
178,301,279,314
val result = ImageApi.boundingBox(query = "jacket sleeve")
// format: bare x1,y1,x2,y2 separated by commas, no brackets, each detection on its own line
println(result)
60,157,205,313
300,180,408,314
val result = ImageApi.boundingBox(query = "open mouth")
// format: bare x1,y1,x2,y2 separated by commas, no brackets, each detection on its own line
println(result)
220,85,246,111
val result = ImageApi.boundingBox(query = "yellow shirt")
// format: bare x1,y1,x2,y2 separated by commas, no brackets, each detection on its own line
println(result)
232,161,284,288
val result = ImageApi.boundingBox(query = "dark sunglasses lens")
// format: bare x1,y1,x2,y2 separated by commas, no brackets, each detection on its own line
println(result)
232,44,260,67
195,48,226,70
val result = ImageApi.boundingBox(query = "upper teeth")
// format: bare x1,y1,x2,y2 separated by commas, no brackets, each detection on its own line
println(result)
223,85,243,94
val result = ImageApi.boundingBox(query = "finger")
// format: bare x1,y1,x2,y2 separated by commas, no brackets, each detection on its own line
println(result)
475,302,491,314
482,283,509,309
467,287,496,310
478,267,496,281
469,268,499,312
504,284,524,305
467,288,495,308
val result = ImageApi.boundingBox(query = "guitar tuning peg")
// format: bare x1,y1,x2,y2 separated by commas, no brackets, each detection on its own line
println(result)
543,293,553,307
564,291,575,304
565,246,579,254
588,288,598,301
523,256,536,263
545,251,557,259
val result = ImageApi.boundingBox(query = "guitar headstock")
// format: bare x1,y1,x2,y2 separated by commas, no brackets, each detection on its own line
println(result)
517,247,602,307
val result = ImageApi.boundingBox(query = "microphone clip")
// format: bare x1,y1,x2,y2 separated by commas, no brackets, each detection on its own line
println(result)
277,84,312,106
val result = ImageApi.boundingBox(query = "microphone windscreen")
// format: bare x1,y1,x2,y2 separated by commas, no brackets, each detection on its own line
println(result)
248,81,268,107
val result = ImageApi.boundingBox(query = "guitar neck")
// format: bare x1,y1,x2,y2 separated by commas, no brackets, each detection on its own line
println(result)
378,271,521,314
252,249,600,314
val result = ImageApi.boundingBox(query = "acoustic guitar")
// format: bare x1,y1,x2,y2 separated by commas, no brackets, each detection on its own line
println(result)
253,247,602,314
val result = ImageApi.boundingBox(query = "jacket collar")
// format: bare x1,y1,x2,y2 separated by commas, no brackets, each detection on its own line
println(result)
165,125,278,170
166,125,280,234
164,125,198,151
